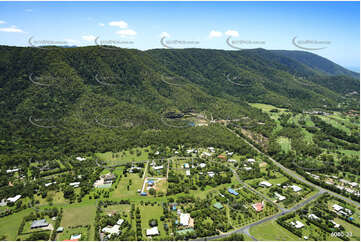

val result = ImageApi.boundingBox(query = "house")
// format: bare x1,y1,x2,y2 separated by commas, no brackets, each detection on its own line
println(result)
56,227,64,233
117,219,124,225
148,180,155,186
289,185,302,192
154,151,160,155
70,234,82,240
226,151,234,156
207,171,215,177
7,194,21,203
102,225,120,235
6,168,19,174
186,149,194,154
259,181,272,187
69,182,80,188
349,182,358,187
180,213,191,226
290,220,304,229
332,204,343,212
308,214,320,220
247,158,256,163
227,159,237,163
228,188,239,196
185,170,191,176
252,202,264,212
199,163,206,168
213,202,224,209
76,157,86,161
146,226,159,236
153,165,163,170
244,167,252,171
217,155,226,160
103,173,116,183
141,192,147,196
201,152,212,157
274,192,286,201
30,219,49,229
45,182,56,187
184,163,190,169
208,147,215,152
330,220,340,228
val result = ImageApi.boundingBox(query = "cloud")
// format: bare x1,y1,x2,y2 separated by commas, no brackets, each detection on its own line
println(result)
0,25,24,33
109,20,128,28
82,35,96,42
116,29,136,37
160,32,170,38
209,30,222,38
98,23,105,27
25,9,33,12
0,20,6,24
225,30,239,37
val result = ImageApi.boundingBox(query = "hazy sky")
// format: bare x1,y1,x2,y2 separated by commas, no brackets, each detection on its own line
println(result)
0,1,359,70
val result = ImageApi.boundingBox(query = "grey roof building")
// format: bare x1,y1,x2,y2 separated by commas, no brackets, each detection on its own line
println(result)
30,219,49,229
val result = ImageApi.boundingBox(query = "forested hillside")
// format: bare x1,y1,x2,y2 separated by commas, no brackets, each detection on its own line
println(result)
0,45,359,166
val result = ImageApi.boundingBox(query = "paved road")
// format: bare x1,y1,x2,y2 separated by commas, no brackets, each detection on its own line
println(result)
227,127,360,208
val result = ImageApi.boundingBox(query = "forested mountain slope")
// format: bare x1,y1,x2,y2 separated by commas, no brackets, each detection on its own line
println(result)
0,45,358,165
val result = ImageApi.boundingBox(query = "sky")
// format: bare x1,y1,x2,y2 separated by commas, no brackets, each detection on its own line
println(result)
0,1,359,71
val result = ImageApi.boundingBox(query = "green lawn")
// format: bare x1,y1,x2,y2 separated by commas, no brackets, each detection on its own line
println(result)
56,226,89,241
277,137,291,153
96,147,150,166
0,209,31,240
111,173,145,200
334,218,360,241
139,204,166,238
60,203,96,240
249,220,302,241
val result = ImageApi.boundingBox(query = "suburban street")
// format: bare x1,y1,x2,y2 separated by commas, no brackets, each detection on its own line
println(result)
194,128,360,241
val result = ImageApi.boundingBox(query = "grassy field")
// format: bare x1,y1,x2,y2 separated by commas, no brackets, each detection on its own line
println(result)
277,137,292,153
111,173,145,200
334,218,360,241
96,147,150,166
0,209,31,240
249,103,287,112
249,219,302,241
138,204,166,238
60,203,96,240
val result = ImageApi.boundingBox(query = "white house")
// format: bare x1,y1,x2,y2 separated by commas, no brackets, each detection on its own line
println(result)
153,165,163,170
69,182,80,187
289,185,302,192
247,158,256,163
6,168,19,174
332,204,344,212
199,163,206,168
180,213,191,226
244,167,252,171
146,226,159,236
290,220,304,229
186,170,191,176
207,171,215,177
274,192,286,201
76,157,86,161
117,219,124,225
202,152,212,157
184,163,190,169
102,225,120,235
7,194,21,203
330,220,340,228
259,181,272,187
308,214,320,220
228,159,237,163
